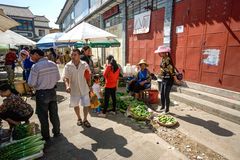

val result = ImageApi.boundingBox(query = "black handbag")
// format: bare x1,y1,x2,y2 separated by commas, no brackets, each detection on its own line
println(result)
176,70,183,81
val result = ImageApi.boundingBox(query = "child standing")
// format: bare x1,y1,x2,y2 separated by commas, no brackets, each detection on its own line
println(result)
92,75,103,113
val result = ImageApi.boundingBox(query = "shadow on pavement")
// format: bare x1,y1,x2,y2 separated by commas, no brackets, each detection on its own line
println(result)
173,114,234,137
90,111,153,134
81,127,133,158
40,135,97,160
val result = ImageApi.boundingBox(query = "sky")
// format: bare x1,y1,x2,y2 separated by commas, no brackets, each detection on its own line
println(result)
0,0,66,28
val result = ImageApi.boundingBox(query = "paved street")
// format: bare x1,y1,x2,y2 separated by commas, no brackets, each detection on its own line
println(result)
1,67,239,160
28,86,187,160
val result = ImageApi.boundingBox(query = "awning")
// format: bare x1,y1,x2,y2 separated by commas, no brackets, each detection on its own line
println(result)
36,32,74,49
0,30,36,46
0,9,19,32
75,39,120,48
57,22,117,43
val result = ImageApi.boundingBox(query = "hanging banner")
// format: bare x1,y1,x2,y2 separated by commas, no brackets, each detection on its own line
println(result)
133,11,151,34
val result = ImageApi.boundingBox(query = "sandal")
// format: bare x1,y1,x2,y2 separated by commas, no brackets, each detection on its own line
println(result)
83,120,91,128
77,119,83,126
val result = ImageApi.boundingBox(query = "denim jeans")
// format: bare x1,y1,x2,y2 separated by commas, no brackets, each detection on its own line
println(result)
160,78,174,112
36,88,60,139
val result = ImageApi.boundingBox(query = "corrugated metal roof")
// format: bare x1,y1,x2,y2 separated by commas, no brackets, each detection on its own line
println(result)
34,15,50,22
0,4,34,18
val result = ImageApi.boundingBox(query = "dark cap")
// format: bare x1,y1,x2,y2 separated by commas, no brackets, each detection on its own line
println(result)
30,48,44,56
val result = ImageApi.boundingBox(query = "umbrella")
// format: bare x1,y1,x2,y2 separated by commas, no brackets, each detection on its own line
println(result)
36,32,74,49
0,9,19,32
57,22,117,43
75,39,121,48
0,30,36,46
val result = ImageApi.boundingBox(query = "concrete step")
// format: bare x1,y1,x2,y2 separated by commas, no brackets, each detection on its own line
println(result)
173,87,240,111
171,92,240,125
170,103,240,160
184,81,240,101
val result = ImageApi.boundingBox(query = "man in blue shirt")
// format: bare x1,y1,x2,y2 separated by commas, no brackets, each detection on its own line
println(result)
28,48,61,141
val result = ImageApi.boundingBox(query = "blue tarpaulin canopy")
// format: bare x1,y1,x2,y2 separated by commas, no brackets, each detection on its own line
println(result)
36,32,75,49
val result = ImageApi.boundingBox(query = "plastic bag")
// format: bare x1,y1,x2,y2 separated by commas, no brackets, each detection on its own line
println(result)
90,92,100,109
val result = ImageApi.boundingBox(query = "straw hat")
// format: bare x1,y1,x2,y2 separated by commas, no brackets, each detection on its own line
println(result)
154,45,171,53
138,59,148,66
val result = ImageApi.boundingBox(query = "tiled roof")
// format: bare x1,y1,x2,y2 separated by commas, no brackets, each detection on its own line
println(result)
34,15,50,22
0,4,34,18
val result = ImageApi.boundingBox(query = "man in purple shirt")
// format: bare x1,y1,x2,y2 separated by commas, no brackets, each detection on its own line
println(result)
28,48,61,141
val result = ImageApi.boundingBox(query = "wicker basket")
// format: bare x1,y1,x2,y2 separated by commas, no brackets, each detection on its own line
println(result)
157,119,178,127
129,111,148,121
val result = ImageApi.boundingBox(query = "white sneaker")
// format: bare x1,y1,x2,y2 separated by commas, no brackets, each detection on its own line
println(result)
164,111,169,114
160,111,169,115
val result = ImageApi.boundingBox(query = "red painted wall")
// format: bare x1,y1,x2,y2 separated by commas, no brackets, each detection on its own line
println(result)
127,9,165,73
171,0,240,92
127,0,240,92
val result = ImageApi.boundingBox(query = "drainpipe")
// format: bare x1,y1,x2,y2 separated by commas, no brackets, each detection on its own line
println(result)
163,0,174,47
121,0,127,66
123,0,127,65
99,15,105,66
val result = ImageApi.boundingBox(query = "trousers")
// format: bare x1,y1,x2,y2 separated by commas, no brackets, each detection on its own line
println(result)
103,87,116,114
35,88,60,139
160,78,174,112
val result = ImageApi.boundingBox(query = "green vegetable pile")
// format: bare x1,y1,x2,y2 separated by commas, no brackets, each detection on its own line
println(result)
158,115,177,125
0,134,45,160
12,123,35,140
102,91,151,120
130,104,150,120
118,81,126,87
116,92,134,113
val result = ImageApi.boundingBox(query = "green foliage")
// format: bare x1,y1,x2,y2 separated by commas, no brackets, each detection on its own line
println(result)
12,123,35,140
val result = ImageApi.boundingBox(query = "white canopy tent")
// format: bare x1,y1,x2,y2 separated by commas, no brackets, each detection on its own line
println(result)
36,32,69,49
0,9,19,32
0,30,36,46
57,22,117,42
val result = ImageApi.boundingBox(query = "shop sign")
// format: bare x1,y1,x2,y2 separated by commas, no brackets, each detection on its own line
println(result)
102,5,119,20
133,11,151,34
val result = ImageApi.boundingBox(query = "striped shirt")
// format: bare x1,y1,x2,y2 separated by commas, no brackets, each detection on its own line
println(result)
28,57,60,90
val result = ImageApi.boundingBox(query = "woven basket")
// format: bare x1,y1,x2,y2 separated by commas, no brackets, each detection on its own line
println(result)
129,111,148,121
157,120,178,127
